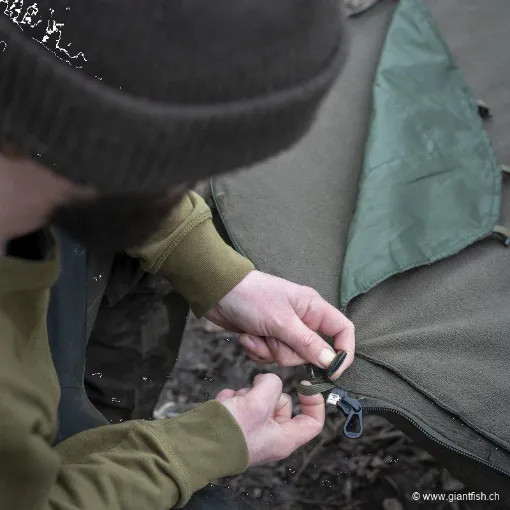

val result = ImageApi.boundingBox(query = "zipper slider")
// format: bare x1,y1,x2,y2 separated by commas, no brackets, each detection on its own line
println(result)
326,388,364,439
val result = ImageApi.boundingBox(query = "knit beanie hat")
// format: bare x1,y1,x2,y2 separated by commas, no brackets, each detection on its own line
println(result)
0,0,347,193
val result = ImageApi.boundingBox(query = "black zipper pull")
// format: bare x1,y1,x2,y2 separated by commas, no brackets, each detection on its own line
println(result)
326,389,364,439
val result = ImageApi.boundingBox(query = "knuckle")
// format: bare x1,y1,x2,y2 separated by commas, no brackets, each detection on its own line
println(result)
268,314,286,333
345,319,355,334
297,421,324,447
310,419,325,437
301,285,318,296
248,345,265,359
302,289,323,312
271,349,288,366
298,331,317,351
235,395,251,416
245,396,264,416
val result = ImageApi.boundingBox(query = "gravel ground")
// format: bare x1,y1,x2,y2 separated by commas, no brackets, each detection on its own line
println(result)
155,316,494,510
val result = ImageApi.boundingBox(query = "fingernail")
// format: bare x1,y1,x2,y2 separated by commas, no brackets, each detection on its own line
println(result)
327,351,347,379
300,380,312,386
278,394,290,405
239,336,254,349
318,348,336,369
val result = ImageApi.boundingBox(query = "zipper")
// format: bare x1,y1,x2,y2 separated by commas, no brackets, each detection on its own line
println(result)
326,388,364,439
363,404,510,477
209,180,510,478
348,397,510,478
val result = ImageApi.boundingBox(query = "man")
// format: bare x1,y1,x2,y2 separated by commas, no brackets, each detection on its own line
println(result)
0,1,354,508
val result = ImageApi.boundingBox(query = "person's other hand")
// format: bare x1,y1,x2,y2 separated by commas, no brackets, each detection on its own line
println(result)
206,271,354,380
216,373,324,467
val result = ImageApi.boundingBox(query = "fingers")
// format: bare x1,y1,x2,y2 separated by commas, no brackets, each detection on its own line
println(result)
217,387,264,401
280,382,325,449
312,300,355,379
215,388,236,401
266,337,307,367
273,314,337,371
276,292,355,380
239,334,273,363
296,383,326,425
274,393,293,423
240,334,307,366
245,352,267,364
246,373,283,415
217,374,324,468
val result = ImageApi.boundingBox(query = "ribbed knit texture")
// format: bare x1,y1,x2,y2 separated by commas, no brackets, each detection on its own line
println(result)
0,1,347,192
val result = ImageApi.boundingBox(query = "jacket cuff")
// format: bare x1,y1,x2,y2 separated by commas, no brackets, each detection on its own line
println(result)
158,216,254,317
151,400,249,507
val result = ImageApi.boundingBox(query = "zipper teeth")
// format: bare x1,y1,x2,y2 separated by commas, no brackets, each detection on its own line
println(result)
364,406,510,477
209,183,510,479
209,179,247,257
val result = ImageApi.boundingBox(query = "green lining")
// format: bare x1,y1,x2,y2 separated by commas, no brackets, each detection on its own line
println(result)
339,0,501,311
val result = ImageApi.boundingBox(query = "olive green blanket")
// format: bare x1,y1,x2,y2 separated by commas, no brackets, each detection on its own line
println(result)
211,0,510,500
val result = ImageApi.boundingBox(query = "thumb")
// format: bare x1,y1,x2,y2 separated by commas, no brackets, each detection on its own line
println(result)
245,373,283,416
216,389,236,402
274,316,337,370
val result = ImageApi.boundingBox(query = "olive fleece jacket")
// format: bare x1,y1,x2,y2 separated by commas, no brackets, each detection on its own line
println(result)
0,191,254,509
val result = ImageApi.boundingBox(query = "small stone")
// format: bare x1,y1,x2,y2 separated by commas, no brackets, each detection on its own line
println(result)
370,456,385,468
382,498,404,510
441,469,465,492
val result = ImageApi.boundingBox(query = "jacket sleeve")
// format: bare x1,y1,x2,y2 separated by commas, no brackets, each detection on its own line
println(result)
127,190,254,317
48,401,248,509
0,365,248,510
0,324,248,510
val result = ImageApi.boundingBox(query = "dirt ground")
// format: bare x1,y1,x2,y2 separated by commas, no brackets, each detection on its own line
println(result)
155,316,495,510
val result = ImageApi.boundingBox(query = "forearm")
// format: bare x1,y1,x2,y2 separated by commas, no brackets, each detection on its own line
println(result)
127,191,254,316
46,402,248,510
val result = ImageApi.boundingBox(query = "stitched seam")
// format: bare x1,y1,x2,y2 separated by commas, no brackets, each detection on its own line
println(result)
341,228,495,311
58,422,138,465
337,381,493,462
355,352,510,452
151,210,212,273
139,421,193,500
342,155,501,310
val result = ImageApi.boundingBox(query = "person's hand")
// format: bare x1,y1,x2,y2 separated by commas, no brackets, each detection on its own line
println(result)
216,373,325,467
206,270,355,380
